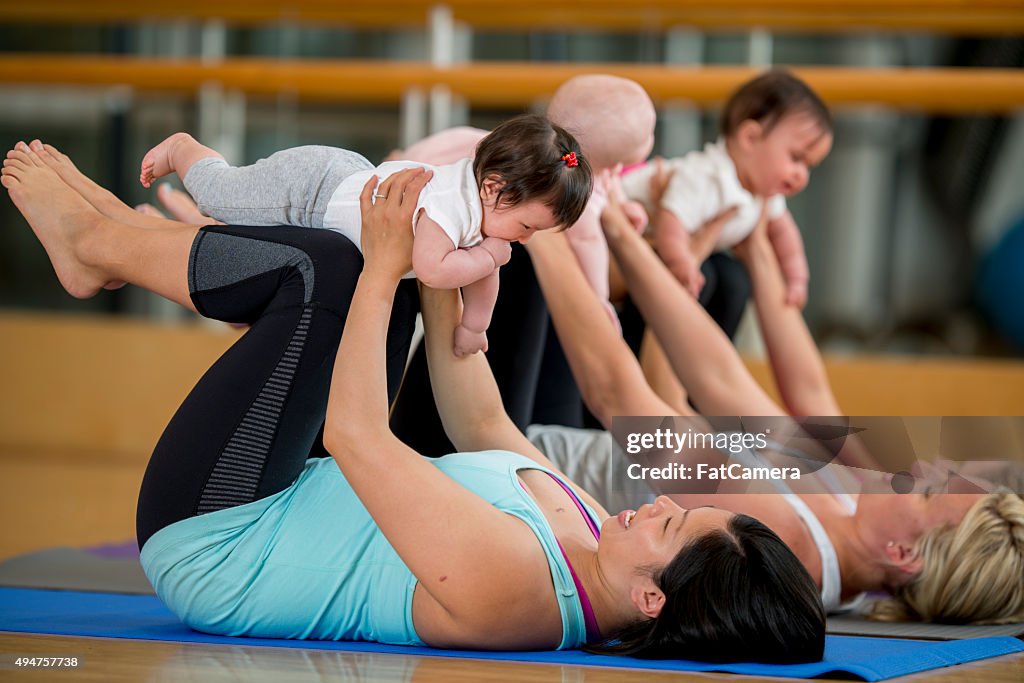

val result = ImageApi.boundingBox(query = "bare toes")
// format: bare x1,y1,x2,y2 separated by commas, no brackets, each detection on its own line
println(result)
43,144,69,165
20,147,44,167
31,141,54,162
5,157,29,173
10,152,40,171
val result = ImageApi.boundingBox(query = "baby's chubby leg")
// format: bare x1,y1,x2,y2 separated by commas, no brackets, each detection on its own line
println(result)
140,132,220,189
179,145,370,228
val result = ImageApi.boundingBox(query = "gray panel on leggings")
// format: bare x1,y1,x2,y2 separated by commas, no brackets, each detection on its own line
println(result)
189,230,314,303
197,307,313,513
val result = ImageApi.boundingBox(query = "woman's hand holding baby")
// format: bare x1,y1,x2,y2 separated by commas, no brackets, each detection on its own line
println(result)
359,168,432,282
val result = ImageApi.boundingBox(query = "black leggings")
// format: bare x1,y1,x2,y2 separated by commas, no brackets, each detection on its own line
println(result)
136,225,417,548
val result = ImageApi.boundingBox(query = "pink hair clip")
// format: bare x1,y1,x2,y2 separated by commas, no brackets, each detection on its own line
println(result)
561,152,579,168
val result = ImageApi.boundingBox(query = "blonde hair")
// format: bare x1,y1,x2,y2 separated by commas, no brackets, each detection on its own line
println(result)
872,493,1024,624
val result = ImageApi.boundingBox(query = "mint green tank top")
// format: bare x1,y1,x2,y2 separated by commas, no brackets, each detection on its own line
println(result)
140,450,601,648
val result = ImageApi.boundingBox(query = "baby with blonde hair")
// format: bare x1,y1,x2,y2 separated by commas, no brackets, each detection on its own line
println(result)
545,74,656,172
396,74,656,323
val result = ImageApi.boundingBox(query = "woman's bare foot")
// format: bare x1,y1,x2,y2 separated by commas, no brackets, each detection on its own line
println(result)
2,145,113,298
29,140,202,236
140,132,195,188
25,140,141,227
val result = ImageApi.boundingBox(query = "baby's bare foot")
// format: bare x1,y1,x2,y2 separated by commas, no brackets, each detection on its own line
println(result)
140,132,193,188
2,144,110,298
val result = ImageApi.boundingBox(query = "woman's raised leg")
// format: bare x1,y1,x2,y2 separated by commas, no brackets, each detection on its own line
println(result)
16,140,202,233
3,143,197,309
7,147,418,548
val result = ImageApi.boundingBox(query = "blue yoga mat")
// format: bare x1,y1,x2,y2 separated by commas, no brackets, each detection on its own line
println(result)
1,588,1020,681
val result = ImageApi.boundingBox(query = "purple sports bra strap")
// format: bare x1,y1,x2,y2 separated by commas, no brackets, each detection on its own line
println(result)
554,538,603,643
543,472,600,540
543,471,602,642
517,469,604,642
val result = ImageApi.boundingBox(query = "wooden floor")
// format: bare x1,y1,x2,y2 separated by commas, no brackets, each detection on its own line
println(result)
0,633,1022,682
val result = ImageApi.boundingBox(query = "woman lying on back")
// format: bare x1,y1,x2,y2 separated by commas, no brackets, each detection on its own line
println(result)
3,141,825,661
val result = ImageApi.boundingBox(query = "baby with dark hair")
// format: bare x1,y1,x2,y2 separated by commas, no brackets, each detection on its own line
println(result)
622,70,832,307
140,114,592,356
392,74,656,327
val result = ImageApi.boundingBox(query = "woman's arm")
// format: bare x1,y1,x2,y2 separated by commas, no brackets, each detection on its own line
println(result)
419,283,610,519
562,197,616,322
526,229,685,428
525,229,734,493
735,215,883,473
734,216,840,417
602,192,785,417
324,169,535,625
639,329,690,415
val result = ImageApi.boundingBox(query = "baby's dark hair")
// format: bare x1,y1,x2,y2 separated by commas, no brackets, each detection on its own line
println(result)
473,114,593,229
721,70,832,139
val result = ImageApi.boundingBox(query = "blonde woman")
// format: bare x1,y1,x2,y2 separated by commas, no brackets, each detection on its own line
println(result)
521,181,1024,624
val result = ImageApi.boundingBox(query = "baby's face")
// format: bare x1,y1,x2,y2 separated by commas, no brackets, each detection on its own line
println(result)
481,198,560,244
742,112,832,197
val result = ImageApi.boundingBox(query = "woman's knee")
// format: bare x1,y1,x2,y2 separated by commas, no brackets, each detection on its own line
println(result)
300,229,364,308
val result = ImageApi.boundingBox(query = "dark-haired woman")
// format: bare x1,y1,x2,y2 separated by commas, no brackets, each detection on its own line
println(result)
3,141,824,662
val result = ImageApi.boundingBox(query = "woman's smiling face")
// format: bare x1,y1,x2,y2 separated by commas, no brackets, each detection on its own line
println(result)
599,496,734,574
